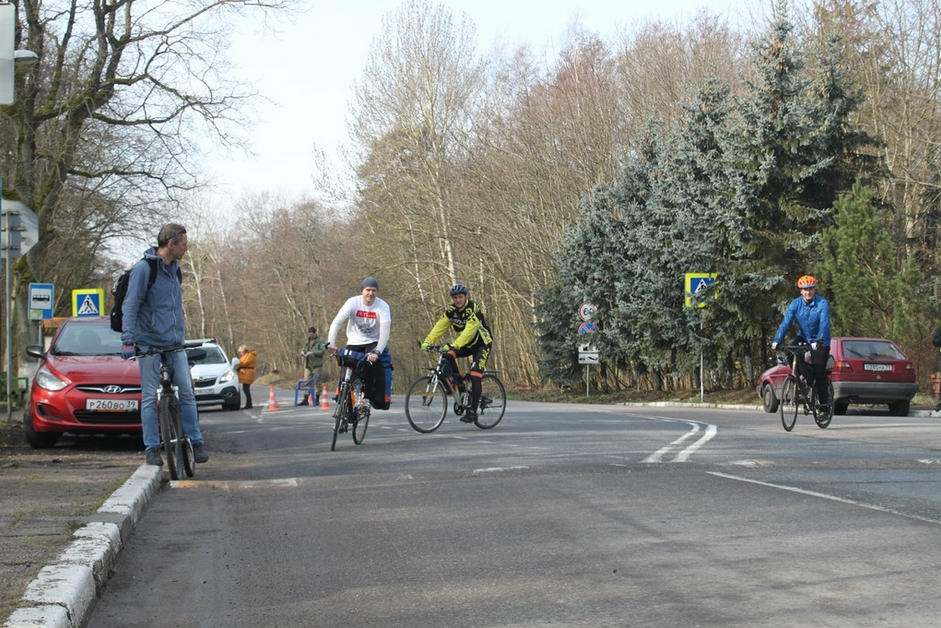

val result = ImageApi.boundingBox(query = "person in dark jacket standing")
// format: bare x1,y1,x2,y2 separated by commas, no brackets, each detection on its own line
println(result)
121,224,208,466
300,327,326,405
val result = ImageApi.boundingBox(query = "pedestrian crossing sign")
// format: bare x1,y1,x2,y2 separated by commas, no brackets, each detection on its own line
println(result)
71,288,105,318
684,273,718,308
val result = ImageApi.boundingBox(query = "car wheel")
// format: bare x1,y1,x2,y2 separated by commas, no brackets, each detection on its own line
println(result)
23,408,59,449
223,398,240,411
888,400,910,416
761,383,779,413
833,400,848,416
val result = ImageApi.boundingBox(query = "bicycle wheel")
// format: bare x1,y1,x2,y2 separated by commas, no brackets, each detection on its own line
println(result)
813,381,834,429
352,380,370,445
780,376,798,432
331,383,349,451
182,438,195,478
159,395,183,480
405,376,448,433
474,375,507,430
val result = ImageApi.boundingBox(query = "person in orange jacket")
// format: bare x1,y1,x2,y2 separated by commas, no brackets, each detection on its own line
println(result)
236,345,257,409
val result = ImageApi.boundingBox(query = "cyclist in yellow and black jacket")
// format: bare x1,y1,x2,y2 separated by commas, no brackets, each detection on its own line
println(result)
421,283,493,423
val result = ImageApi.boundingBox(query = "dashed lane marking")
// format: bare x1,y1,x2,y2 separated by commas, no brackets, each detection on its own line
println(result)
472,466,529,474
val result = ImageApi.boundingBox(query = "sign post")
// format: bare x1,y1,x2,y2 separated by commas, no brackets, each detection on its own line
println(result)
577,302,598,398
684,273,718,403
2,189,40,421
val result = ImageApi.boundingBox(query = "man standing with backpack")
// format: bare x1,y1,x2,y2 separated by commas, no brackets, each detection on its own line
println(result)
118,224,208,466
300,326,326,406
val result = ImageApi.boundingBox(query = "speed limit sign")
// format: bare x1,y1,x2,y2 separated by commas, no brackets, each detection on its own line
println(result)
578,302,597,322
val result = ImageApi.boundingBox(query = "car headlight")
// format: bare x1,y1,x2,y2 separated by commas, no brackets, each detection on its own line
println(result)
219,369,235,384
35,366,68,391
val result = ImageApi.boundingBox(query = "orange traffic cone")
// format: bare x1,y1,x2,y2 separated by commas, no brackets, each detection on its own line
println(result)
266,385,281,411
319,384,331,411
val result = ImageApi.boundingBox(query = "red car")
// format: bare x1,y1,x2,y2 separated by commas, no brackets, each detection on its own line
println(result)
24,317,142,448
758,336,918,416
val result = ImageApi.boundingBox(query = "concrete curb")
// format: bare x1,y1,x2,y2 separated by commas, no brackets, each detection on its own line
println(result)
4,465,162,628
622,400,940,418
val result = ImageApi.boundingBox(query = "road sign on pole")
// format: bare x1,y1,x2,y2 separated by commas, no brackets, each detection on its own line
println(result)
29,283,54,320
0,4,13,106
72,288,105,318
0,198,39,257
684,273,718,308
577,302,597,322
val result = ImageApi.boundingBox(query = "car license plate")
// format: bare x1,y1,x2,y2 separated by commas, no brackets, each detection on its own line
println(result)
85,399,139,412
863,363,892,372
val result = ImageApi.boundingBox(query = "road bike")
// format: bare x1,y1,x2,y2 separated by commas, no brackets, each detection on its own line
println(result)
405,344,506,433
134,346,206,480
776,343,833,432
330,350,372,451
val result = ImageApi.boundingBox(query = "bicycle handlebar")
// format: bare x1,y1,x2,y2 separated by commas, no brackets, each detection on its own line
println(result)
776,343,810,352
129,345,187,361
416,340,444,352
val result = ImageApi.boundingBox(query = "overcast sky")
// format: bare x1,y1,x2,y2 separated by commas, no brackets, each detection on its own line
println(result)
199,0,751,211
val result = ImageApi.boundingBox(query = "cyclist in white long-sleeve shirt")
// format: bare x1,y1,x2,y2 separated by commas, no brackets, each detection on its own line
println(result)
327,276,394,409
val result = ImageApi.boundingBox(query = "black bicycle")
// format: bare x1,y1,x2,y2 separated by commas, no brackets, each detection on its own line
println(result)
330,351,371,451
776,344,833,432
405,344,506,433
134,346,205,479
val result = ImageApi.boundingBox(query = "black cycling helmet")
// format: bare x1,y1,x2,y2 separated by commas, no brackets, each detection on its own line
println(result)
449,283,468,297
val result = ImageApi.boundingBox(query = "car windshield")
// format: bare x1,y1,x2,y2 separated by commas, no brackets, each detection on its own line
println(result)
842,340,905,361
52,323,123,356
186,346,227,365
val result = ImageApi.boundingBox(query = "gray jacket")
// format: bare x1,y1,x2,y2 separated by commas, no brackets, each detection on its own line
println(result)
120,248,185,349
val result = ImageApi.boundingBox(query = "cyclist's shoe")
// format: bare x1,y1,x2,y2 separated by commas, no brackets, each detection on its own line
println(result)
460,410,477,424
145,447,163,467
339,421,349,433
935,400,941,412
192,443,209,464
479,396,492,411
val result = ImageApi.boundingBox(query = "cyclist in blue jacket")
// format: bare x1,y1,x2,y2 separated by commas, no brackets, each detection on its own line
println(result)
771,275,831,410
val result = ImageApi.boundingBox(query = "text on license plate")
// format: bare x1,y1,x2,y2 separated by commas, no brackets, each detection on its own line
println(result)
85,399,139,412
863,363,892,372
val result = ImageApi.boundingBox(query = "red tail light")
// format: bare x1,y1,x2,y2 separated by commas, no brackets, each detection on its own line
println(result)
905,362,914,370
834,360,852,372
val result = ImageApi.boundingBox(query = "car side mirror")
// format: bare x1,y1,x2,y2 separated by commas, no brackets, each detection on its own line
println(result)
25,345,44,360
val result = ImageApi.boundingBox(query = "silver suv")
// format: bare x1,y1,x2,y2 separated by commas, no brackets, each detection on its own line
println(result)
184,338,241,411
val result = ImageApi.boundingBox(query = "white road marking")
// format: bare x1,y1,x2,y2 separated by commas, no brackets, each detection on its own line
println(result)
674,424,718,462
472,466,529,474
708,472,941,526
643,424,700,463
631,413,718,463
170,478,300,490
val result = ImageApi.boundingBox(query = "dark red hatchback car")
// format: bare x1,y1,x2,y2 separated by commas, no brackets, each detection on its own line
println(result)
757,336,918,416
24,318,142,448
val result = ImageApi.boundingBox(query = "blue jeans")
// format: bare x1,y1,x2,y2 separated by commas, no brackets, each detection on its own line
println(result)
138,350,203,449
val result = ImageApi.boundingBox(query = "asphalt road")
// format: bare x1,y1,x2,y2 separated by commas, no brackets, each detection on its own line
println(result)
87,395,941,627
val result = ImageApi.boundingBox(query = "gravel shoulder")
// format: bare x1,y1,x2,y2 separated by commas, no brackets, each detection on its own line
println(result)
0,423,140,622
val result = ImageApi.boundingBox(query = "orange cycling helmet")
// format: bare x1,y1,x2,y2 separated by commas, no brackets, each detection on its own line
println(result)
796,275,817,289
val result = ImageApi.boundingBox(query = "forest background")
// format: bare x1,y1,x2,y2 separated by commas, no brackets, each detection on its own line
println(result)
3,0,940,396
